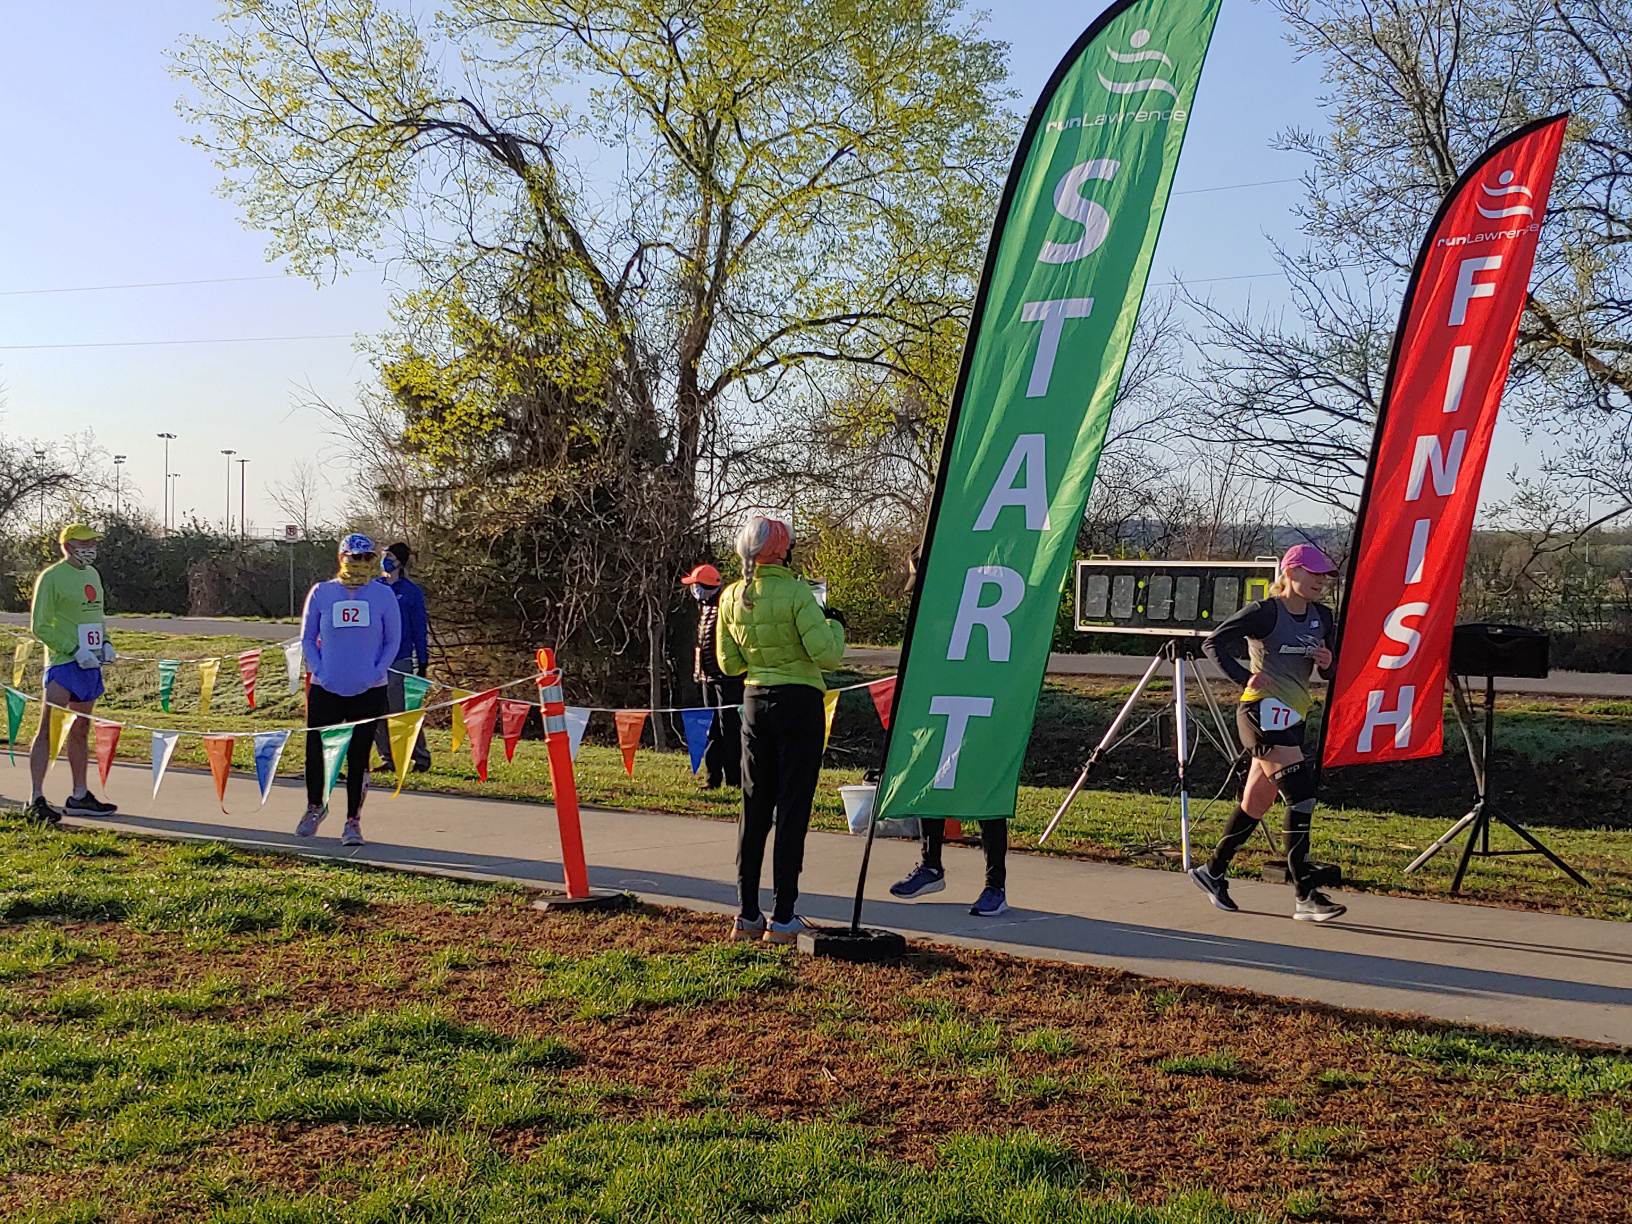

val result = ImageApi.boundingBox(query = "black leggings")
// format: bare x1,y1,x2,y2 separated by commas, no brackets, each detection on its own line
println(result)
738,684,824,924
306,683,388,816
920,818,1008,891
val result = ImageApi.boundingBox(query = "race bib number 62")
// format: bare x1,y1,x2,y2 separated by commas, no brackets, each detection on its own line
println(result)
333,601,370,628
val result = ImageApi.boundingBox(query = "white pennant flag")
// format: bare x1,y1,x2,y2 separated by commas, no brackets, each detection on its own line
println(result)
283,640,303,695
151,731,180,799
564,707,590,761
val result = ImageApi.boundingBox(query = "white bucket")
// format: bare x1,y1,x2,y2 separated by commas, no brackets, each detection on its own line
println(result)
838,784,918,838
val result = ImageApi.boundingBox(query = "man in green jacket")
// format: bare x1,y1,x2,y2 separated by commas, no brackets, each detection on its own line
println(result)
25,524,118,823
717,515,846,944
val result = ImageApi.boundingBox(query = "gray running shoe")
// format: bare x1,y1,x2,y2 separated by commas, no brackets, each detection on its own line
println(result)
764,915,819,945
1189,864,1239,912
295,803,327,837
1294,890,1347,923
730,914,767,942
340,819,364,847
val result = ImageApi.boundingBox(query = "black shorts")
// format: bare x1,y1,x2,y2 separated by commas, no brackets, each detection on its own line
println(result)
1237,699,1307,757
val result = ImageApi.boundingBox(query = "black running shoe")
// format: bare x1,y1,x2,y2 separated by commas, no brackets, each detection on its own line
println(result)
63,793,118,817
22,797,62,825
1188,864,1239,912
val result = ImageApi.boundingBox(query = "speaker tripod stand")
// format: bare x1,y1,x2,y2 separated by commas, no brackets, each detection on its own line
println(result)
1039,638,1241,869
1404,673,1590,894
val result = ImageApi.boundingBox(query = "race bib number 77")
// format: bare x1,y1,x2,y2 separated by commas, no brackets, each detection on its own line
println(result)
333,601,370,628
1261,698,1302,729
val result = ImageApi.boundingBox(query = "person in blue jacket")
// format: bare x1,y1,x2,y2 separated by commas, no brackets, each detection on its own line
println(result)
297,534,401,846
373,541,432,773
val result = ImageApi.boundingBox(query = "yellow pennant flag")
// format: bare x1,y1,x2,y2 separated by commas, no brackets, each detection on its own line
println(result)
822,689,840,751
48,707,77,764
12,639,31,688
449,689,474,754
197,658,220,715
387,711,427,796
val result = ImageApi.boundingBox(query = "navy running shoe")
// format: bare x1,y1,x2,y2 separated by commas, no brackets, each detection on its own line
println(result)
889,864,946,899
969,887,1008,917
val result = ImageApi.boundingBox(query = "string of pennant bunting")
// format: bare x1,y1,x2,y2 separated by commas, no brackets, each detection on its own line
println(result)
4,660,899,813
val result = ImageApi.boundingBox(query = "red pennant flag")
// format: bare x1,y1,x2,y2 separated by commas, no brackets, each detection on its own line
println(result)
869,677,897,729
460,689,500,781
93,720,122,789
203,734,235,811
614,710,649,777
499,699,531,763
238,649,261,709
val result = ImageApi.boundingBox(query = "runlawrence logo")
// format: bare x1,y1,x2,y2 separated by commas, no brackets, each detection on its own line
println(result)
1045,29,1188,134
1097,29,1178,98
1435,169,1542,248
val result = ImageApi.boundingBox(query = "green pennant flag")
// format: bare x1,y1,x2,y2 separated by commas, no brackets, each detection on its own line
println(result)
877,0,1222,822
158,660,179,714
5,688,25,764
402,673,432,712
319,725,354,797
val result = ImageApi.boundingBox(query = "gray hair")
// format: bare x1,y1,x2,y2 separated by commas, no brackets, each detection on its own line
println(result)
735,514,789,608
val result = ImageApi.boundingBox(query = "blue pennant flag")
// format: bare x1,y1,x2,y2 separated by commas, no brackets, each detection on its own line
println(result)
681,708,714,775
252,730,291,807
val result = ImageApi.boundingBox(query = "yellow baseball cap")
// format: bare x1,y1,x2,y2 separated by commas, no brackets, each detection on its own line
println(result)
59,523,103,544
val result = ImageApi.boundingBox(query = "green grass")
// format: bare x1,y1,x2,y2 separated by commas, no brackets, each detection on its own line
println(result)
1154,1049,1246,1079
1272,1125,1367,1163
1386,1028,1632,1099
1581,1107,1632,1157
517,944,792,1019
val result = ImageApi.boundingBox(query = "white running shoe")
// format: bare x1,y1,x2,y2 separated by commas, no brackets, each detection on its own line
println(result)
1294,890,1347,923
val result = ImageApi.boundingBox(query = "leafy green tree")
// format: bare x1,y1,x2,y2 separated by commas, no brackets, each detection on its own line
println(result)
174,0,1012,704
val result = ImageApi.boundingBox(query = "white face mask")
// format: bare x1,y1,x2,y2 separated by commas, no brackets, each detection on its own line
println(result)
70,545,97,566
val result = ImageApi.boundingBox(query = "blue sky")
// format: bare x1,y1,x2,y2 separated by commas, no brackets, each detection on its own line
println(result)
0,1,1519,529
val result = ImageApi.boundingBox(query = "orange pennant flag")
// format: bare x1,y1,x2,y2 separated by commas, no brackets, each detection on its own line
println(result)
203,734,235,811
460,689,500,781
614,710,649,777
93,720,122,789
238,649,261,709
499,699,531,763
869,677,897,728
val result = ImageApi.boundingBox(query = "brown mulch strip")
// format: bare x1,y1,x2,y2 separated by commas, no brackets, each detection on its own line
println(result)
5,898,1629,1223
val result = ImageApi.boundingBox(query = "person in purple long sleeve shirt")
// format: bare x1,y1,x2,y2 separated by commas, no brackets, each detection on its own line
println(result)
373,542,432,773
296,534,401,846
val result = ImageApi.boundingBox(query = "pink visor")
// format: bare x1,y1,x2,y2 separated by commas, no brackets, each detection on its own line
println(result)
1280,543,1338,575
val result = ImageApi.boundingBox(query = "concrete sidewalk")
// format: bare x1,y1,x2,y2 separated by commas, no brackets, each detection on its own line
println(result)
8,762,1630,1047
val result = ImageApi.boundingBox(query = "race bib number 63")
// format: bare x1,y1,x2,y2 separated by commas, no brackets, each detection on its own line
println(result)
333,601,370,628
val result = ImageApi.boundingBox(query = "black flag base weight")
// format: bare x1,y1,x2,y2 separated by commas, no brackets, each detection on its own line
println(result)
797,926,908,962
532,888,635,913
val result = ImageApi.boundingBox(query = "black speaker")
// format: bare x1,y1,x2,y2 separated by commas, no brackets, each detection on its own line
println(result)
1450,623,1550,679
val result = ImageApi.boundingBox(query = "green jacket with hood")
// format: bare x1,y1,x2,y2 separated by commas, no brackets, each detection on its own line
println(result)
716,564,845,690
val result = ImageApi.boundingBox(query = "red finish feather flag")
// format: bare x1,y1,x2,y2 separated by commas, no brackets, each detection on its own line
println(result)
1323,116,1568,767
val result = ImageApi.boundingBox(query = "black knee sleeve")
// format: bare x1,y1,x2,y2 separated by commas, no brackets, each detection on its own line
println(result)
1273,760,1318,810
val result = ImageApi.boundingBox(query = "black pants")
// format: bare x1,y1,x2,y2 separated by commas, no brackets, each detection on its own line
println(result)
307,683,388,817
700,674,744,787
373,667,431,771
738,684,824,924
920,817,1008,891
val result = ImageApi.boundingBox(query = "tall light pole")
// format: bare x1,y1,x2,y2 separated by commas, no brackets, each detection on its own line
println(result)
169,473,181,528
33,449,46,533
237,458,249,539
221,449,237,534
112,455,126,518
156,433,176,533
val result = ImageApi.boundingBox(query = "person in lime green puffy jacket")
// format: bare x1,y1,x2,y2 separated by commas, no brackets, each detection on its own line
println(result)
716,515,845,944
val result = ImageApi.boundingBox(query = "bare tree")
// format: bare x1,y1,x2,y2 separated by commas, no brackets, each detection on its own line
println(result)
268,460,330,538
